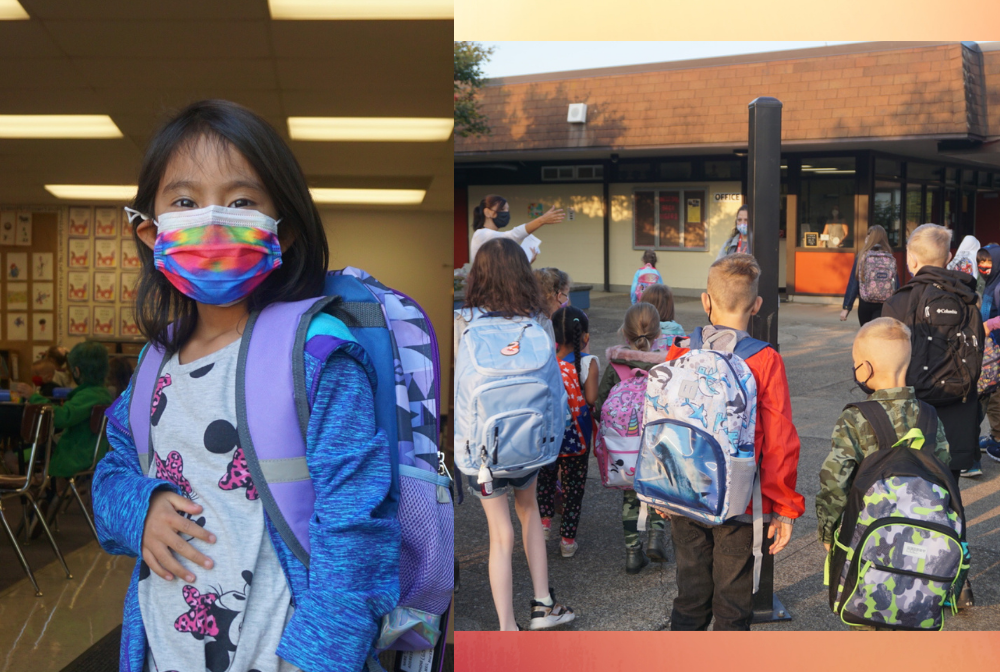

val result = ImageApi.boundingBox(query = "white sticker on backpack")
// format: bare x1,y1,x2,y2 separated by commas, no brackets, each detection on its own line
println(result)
903,542,928,560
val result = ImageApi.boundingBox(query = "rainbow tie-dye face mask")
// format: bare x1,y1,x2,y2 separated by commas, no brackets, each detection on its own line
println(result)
124,205,282,306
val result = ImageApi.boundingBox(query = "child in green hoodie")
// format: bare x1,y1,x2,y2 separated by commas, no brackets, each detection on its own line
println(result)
29,341,113,478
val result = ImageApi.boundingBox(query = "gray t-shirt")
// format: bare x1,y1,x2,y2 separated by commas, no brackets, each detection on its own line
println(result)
138,337,300,672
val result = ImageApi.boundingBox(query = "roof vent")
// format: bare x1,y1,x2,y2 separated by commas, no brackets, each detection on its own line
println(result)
567,103,587,124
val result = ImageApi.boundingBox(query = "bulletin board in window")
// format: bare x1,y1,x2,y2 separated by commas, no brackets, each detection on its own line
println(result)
58,204,144,348
0,208,60,376
632,187,708,251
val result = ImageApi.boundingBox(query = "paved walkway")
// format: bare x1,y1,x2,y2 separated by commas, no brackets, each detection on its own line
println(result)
454,292,1000,631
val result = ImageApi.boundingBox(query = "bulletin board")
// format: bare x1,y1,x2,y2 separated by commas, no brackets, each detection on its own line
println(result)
58,204,143,348
0,207,60,378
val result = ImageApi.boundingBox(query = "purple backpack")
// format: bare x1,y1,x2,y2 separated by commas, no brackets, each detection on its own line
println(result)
128,267,453,668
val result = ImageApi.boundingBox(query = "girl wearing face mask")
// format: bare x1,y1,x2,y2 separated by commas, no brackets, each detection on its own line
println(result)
469,194,566,264
716,204,750,260
92,100,398,672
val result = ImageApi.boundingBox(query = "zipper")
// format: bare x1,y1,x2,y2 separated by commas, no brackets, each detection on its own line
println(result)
492,426,499,464
871,563,956,584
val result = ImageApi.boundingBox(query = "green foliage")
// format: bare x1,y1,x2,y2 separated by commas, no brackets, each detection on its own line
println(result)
454,41,494,138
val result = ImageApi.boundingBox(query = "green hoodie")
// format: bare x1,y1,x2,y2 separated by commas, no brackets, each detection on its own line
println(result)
28,383,113,478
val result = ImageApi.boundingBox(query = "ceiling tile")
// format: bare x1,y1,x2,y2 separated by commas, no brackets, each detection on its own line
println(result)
21,0,267,21
0,21,65,58
267,20,450,60
43,20,273,59
68,58,279,89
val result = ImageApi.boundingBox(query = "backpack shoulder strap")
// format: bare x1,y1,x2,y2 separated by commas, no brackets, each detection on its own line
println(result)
846,401,897,451
610,361,642,383
916,401,939,451
237,296,333,568
128,340,167,476
687,326,704,349
733,336,771,360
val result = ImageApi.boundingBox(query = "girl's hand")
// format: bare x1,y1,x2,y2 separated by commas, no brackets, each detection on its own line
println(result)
142,490,216,583
839,309,849,321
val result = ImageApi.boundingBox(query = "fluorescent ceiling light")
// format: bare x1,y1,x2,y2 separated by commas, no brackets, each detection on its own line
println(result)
45,185,137,200
268,0,452,19
0,115,123,139
0,0,28,20
288,117,453,142
309,188,425,205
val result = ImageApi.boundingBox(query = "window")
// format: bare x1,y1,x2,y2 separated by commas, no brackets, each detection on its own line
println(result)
798,157,856,249
904,183,922,244
619,162,653,181
704,160,742,180
875,158,902,179
633,188,707,250
541,164,604,181
873,182,902,248
908,163,944,181
659,162,692,181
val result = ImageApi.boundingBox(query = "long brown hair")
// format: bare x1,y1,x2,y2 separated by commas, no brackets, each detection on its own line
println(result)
729,204,749,240
856,224,892,281
621,302,661,352
472,194,507,230
534,267,570,317
640,283,675,322
463,238,543,318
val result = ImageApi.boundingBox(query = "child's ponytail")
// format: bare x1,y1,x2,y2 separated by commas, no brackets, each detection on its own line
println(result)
472,194,507,230
622,302,661,352
553,305,589,388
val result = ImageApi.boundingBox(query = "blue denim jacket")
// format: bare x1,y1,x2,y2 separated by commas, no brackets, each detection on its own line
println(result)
92,320,400,672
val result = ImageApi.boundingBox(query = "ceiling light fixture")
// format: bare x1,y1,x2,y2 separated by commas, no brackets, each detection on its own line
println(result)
0,115,123,139
268,0,452,20
309,188,426,205
288,117,453,142
45,185,137,200
0,0,28,20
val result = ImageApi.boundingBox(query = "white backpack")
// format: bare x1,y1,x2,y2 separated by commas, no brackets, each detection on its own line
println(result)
453,309,568,485
633,326,769,591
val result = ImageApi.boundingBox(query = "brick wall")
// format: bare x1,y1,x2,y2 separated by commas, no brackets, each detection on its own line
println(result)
985,50,1000,138
457,44,971,154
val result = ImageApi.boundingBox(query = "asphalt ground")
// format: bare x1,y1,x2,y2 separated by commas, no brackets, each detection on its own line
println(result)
454,292,1000,631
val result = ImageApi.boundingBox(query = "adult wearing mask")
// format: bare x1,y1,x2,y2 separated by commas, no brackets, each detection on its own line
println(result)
716,205,749,260
470,194,565,264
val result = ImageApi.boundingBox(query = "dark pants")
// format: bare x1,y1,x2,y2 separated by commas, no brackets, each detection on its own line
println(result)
537,449,589,540
670,516,754,631
857,299,883,326
981,392,1000,442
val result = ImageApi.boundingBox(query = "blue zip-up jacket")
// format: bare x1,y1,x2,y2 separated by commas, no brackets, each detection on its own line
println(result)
93,316,400,672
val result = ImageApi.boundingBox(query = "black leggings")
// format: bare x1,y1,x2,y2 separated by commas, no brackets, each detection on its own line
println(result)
857,299,883,326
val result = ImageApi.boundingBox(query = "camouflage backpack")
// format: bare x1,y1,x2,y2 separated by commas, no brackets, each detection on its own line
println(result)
826,401,970,630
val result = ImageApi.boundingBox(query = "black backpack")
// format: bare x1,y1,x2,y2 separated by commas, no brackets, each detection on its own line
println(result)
826,401,969,630
904,281,982,404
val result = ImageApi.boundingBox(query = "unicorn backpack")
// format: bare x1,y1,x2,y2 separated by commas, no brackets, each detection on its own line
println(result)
126,267,453,669
633,267,662,304
594,346,665,488
632,326,769,591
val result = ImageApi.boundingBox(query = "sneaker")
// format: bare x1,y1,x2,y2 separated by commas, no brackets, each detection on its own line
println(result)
987,441,1000,463
961,459,983,478
958,580,975,609
560,538,578,558
528,589,575,630
540,517,551,541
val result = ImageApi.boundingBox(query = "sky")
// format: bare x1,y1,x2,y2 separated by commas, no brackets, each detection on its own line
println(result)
479,42,865,78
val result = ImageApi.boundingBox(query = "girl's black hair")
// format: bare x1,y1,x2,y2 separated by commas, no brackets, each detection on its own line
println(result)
552,305,589,387
130,99,330,354
472,195,507,230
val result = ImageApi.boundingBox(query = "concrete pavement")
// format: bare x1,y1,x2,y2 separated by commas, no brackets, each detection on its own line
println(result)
454,292,1000,631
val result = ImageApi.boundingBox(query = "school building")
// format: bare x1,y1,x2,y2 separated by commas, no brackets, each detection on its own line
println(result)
455,41,1000,298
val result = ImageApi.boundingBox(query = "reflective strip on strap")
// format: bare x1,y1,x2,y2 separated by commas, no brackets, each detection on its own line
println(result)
258,457,310,483
398,463,451,488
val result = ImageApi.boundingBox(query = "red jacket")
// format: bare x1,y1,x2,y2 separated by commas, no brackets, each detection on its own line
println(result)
665,343,805,520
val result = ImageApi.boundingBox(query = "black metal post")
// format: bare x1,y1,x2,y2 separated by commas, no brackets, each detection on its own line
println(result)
603,167,611,293
748,97,781,349
747,96,791,624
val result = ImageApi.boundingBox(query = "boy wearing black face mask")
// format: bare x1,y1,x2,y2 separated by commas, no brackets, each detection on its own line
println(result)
816,317,951,551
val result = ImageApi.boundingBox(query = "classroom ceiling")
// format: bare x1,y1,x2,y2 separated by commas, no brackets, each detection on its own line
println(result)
0,0,452,210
